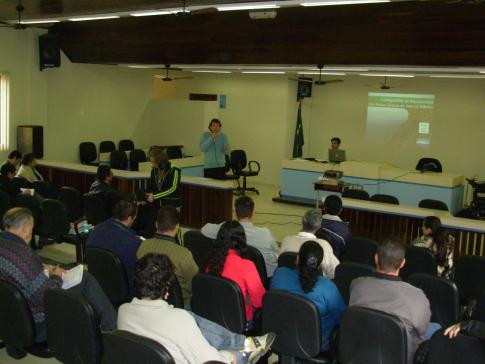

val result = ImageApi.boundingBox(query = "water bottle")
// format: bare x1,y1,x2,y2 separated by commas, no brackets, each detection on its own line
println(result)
82,220,89,234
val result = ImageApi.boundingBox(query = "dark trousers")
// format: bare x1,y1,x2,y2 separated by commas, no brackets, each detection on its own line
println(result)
204,167,226,180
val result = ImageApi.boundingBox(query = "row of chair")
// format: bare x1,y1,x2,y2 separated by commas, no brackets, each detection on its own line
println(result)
341,189,449,211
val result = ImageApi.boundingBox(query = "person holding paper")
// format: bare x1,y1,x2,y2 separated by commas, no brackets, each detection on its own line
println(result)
0,208,117,356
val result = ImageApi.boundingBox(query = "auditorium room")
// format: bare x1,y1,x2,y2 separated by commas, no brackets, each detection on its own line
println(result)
0,1,484,363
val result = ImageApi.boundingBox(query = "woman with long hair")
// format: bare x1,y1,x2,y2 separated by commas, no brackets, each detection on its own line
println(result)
270,241,346,352
206,220,265,323
412,216,455,278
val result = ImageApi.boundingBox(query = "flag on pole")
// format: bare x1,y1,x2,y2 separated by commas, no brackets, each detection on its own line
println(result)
292,102,304,158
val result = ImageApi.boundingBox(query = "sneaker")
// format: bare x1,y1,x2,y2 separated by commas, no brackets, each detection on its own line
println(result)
242,332,276,364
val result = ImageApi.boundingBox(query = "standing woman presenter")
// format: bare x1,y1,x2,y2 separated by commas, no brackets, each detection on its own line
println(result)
200,118,230,180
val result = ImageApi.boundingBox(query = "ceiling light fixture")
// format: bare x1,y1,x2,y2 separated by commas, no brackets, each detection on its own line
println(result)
430,74,485,79
301,0,390,6
217,3,280,11
298,71,346,75
130,10,171,17
359,73,415,78
68,15,120,22
20,19,60,24
308,67,368,72
242,71,286,74
192,70,232,73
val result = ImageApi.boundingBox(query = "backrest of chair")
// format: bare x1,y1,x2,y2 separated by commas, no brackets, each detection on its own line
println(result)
342,189,370,200
100,141,116,154
12,176,32,189
167,276,184,309
103,330,175,364
0,190,11,223
407,273,458,327
334,262,375,305
418,199,448,211
60,186,83,222
44,288,102,364
262,290,321,358
41,199,70,237
166,146,183,160
129,149,147,171
415,158,442,173
83,194,109,225
15,193,41,230
454,255,485,305
339,306,407,364
231,150,247,170
33,180,58,199
370,194,399,205
183,230,215,270
191,273,246,334
400,246,437,281
428,328,485,364
118,139,135,152
86,247,129,306
79,142,97,164
110,151,128,170
277,252,297,269
245,245,268,288
0,280,35,349
341,237,378,267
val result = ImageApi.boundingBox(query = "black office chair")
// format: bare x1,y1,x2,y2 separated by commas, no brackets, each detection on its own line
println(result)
334,262,375,305
60,186,83,222
408,273,459,327
129,149,147,171
341,237,378,267
183,230,215,270
230,150,260,195
15,193,42,249
0,281,52,359
428,328,485,364
11,175,32,190
86,247,130,307
339,306,407,364
166,146,183,159
118,139,135,152
277,252,298,269
262,290,333,363
454,255,485,305
400,246,437,281
33,180,59,199
79,142,98,165
191,273,246,334
416,158,442,173
83,193,109,225
419,199,448,211
110,150,129,170
100,140,116,154
103,330,175,364
167,276,184,309
370,194,399,205
40,199,85,262
341,188,370,200
0,190,11,223
44,288,103,364
246,245,268,288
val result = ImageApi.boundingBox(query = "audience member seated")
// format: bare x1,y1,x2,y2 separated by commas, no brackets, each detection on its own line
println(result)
88,165,116,195
0,208,117,347
444,320,485,340
270,241,346,352
206,221,266,326
349,239,437,363
280,209,340,279
137,206,198,304
411,216,455,278
1,150,22,172
86,199,142,297
201,196,278,277
118,253,275,364
0,163,22,199
16,153,44,183
316,195,351,258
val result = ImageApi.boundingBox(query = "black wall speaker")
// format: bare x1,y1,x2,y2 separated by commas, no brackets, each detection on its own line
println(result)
17,125,44,159
39,33,60,71
297,78,313,100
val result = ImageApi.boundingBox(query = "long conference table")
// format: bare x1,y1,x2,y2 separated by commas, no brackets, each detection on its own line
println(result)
37,157,233,228
281,159,465,214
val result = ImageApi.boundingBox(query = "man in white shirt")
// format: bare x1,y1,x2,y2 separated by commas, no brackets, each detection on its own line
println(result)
280,209,340,279
201,196,278,277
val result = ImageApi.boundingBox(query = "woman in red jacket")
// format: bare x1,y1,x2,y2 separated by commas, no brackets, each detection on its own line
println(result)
206,220,266,326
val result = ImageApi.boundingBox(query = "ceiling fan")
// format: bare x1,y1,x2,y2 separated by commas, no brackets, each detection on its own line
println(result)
153,64,193,82
290,64,344,86
0,1,27,30
174,0,217,17
367,76,407,90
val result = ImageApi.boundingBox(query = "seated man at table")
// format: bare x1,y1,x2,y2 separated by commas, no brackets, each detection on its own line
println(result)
201,195,278,277
280,209,339,279
316,195,351,258
1,150,22,172
88,165,115,195
0,207,117,356
16,153,44,183
86,199,142,297
137,205,198,304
